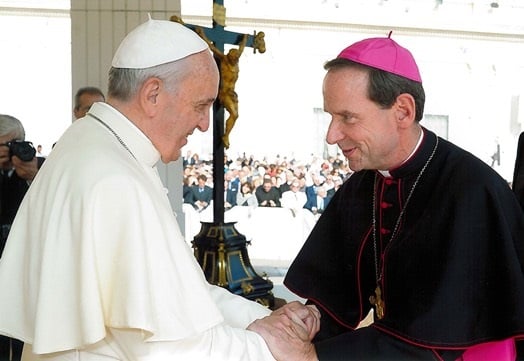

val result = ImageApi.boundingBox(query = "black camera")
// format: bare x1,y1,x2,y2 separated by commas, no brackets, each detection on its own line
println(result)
6,140,36,162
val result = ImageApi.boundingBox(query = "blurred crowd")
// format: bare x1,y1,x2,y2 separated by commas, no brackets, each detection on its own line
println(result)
182,150,353,217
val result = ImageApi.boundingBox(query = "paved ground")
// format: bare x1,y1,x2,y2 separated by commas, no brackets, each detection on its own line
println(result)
252,260,305,304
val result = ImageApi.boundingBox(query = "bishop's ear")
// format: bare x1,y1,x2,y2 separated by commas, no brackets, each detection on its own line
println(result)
395,93,416,125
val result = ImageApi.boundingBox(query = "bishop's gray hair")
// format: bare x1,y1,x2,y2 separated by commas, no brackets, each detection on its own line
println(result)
0,114,25,140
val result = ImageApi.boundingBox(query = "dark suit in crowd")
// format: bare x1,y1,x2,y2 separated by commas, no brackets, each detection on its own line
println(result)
189,184,213,211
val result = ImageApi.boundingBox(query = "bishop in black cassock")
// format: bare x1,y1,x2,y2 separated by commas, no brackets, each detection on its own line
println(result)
284,34,524,360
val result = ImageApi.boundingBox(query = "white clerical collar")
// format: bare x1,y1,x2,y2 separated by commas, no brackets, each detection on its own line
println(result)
378,128,424,178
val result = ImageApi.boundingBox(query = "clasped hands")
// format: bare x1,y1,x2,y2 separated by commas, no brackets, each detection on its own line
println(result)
248,301,320,361
260,200,276,207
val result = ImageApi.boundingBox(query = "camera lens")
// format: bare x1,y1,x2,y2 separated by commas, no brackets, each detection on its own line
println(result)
8,141,36,162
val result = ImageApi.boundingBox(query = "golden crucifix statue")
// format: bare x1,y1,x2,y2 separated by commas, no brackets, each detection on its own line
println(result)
171,14,265,150
196,28,248,149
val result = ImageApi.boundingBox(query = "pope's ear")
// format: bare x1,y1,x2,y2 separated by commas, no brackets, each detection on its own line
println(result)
395,93,416,125
140,77,162,116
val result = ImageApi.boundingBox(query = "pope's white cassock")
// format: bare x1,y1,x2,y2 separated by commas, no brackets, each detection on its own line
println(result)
0,102,276,360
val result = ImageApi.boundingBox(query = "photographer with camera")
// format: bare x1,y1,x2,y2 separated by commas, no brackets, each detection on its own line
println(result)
0,113,42,359
0,114,41,252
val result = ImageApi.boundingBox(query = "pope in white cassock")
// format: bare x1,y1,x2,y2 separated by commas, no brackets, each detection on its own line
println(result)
0,18,319,361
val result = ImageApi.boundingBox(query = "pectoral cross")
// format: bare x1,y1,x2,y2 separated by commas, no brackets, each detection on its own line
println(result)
369,285,385,319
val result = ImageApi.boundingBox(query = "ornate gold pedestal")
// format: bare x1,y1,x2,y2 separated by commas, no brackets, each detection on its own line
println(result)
192,222,275,308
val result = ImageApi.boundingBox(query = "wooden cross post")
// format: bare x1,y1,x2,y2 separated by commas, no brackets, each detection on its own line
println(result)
171,1,265,224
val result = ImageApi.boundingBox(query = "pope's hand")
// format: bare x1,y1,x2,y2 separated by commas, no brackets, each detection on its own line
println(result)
271,301,320,340
247,301,319,361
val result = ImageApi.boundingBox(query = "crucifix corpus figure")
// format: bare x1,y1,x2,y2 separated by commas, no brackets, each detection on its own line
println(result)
170,13,265,150
197,28,247,149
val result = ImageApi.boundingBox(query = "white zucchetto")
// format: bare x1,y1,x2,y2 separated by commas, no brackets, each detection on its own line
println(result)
111,17,209,69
